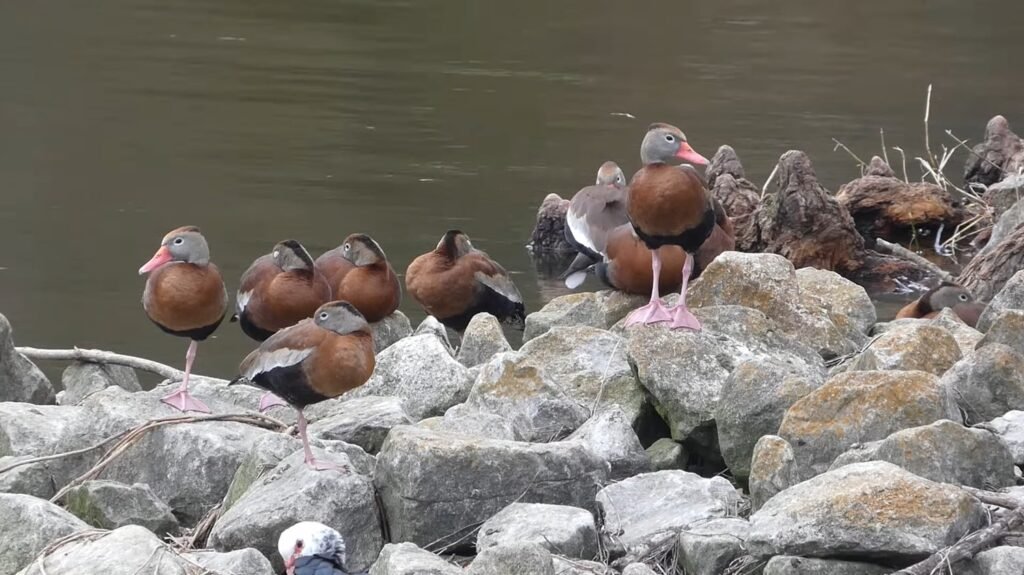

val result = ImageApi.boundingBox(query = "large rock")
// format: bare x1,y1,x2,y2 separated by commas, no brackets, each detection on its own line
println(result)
848,323,961,375
457,313,513,368
940,344,1024,423
716,357,825,482
566,407,650,480
418,402,520,441
467,543,554,575
646,438,687,472
370,311,413,353
762,556,890,575
467,326,645,441
477,503,598,560
747,462,987,561
345,334,472,420
184,549,275,575
210,448,381,573
967,546,1024,575
221,433,306,511
749,436,799,511
523,291,646,343
57,362,140,406
0,494,89,575
413,316,456,354
551,556,616,575
829,419,1015,489
675,518,750,575
977,310,1024,356
308,395,413,454
374,426,608,550
369,543,461,575
870,311,985,358
595,471,741,549
982,194,1024,255
627,305,823,443
988,410,1024,465
64,480,179,535
689,252,859,358
978,270,1024,332
795,267,876,337
0,314,54,404
778,370,960,480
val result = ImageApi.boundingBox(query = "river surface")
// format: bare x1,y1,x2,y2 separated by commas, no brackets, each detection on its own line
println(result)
2,1,1022,382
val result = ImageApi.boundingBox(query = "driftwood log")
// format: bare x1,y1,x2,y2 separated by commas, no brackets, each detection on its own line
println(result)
529,193,573,254
965,115,1024,187
706,145,761,251
959,223,1024,301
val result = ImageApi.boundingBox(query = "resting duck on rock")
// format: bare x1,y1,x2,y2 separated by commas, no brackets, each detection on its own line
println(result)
624,123,713,330
406,230,526,331
316,233,401,322
139,226,228,414
895,283,985,327
561,161,629,288
278,521,349,575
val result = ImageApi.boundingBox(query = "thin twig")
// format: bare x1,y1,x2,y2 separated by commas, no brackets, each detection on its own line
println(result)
14,346,230,383
880,128,890,166
893,146,910,183
760,163,779,201
832,138,868,172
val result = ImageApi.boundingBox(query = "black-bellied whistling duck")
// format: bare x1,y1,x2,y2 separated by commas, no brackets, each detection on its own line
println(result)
895,283,985,327
139,226,228,413
233,240,331,341
405,230,526,331
562,161,629,288
624,123,712,330
233,301,375,471
315,234,401,322
278,521,349,575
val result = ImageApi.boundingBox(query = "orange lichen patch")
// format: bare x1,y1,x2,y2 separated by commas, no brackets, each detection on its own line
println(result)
750,438,792,478
823,479,969,529
476,362,548,399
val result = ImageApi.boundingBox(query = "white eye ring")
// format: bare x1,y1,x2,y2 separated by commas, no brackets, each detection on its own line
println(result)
273,251,279,259
319,312,329,320
343,243,351,251
958,294,969,302
173,238,184,245
665,134,675,142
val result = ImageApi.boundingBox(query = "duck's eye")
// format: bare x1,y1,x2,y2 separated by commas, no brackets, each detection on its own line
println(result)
295,539,304,550
343,243,351,251
958,294,969,302
319,312,329,320
173,238,184,245
665,134,675,142
617,175,624,184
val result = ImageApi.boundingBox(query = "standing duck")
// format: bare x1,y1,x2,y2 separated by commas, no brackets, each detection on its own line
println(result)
233,301,375,470
406,230,526,331
278,521,349,575
561,161,629,288
624,123,712,330
139,226,227,413
316,234,401,322
895,283,985,327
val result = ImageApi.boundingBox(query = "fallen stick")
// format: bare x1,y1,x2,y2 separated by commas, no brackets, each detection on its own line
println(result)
14,346,229,384
962,486,1024,510
892,503,1024,574
874,239,955,283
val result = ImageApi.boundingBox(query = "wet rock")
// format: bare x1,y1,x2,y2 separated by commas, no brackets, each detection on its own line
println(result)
64,480,178,535
523,290,647,342
457,313,512,367
369,310,413,353
967,546,1024,575
467,326,644,441
413,316,455,354
530,193,574,254
184,549,274,575
965,115,1024,188
778,370,959,480
374,426,607,550
749,435,799,511
706,145,761,250
763,556,890,575
550,556,616,575
0,493,89,575
747,461,987,561
369,542,461,575
977,270,1024,332
988,410,1024,465
977,310,1024,356
716,357,825,482
210,449,382,573
849,323,962,375
418,402,520,441
0,314,54,404
57,362,140,406
689,252,859,358
795,267,876,336
566,407,649,480
646,438,687,471
675,518,750,575
940,344,1024,424
467,543,554,575
476,503,598,559
830,419,1015,488
960,228,1024,303
596,471,741,549
345,334,472,420
308,395,413,454
627,305,823,443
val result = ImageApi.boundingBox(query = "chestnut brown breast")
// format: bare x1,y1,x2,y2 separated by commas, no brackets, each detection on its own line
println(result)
143,262,227,336
314,249,355,291
627,164,714,251
335,263,401,323
305,331,376,398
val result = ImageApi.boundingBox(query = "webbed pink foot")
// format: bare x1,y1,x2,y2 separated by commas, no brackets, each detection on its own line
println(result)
258,392,289,413
161,388,211,413
668,303,702,331
624,299,673,326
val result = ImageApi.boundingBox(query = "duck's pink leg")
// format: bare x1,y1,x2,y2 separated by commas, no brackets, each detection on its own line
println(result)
161,340,212,413
624,250,672,326
258,392,289,412
297,409,348,473
668,253,701,331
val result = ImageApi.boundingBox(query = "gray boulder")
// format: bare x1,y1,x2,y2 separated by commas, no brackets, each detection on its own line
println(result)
646,438,687,472
183,549,275,575
477,503,598,560
550,556,616,575
977,310,1024,356
621,564,658,575
749,435,800,511
64,480,178,535
968,546,1024,575
467,326,645,441
523,290,647,343
849,323,962,375
457,313,513,367
627,305,823,443
0,493,89,575
209,448,382,573
747,461,987,561
57,362,140,406
566,407,650,480
596,471,741,549
940,344,1024,423
778,370,959,480
413,316,455,354
988,410,1024,465
418,403,520,441
221,433,306,511
984,197,1024,254
675,518,750,575
795,267,876,336
370,310,413,353
345,334,472,420
374,426,608,550
763,556,890,575
368,543,461,575
716,357,825,482
467,543,555,575
308,395,413,453
829,419,1015,489
16,525,196,575
870,312,984,359
978,270,1024,332
0,314,54,404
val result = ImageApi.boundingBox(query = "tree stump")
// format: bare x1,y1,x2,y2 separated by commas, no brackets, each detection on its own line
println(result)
964,115,1024,187
528,193,574,254
706,145,760,251
960,223,1024,301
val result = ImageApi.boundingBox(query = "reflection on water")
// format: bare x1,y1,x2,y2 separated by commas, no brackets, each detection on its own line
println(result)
1,0,1021,379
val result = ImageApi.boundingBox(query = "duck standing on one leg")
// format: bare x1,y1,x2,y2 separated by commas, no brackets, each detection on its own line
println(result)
278,521,350,575
139,226,228,413
233,301,375,471
624,123,712,330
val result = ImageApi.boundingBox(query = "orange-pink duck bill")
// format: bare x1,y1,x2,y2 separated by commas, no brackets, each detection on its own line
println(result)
139,246,173,275
675,143,709,165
